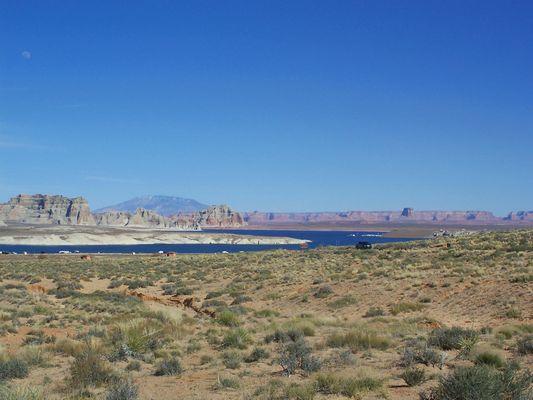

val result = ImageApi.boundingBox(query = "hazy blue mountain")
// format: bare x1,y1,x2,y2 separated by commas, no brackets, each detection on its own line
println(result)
95,195,208,216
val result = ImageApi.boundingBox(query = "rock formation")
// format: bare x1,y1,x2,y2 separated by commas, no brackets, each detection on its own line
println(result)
193,205,244,227
504,211,533,222
168,205,245,228
0,194,95,225
0,194,243,230
95,208,199,230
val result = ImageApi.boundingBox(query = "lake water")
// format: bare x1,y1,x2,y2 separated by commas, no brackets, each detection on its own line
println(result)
0,229,420,254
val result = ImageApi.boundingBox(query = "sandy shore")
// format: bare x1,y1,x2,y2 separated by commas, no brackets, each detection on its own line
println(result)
0,225,308,246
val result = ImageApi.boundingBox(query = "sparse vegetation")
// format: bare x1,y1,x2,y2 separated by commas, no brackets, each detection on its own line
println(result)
154,357,183,376
400,367,426,386
428,326,478,350
422,363,532,400
0,229,530,399
315,373,383,396
105,379,139,400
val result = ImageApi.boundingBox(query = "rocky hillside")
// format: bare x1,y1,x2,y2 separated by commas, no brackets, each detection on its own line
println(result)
244,207,533,226
0,194,244,230
95,195,208,215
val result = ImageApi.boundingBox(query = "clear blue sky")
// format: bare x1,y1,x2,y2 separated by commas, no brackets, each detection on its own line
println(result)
1,1,532,214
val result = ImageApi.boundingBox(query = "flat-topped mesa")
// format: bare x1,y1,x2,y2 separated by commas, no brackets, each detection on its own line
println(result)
0,194,95,225
243,208,522,226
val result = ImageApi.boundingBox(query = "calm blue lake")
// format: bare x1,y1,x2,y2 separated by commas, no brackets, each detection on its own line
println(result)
0,230,419,254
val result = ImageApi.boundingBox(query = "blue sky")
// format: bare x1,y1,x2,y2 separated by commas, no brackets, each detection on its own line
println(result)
1,1,532,214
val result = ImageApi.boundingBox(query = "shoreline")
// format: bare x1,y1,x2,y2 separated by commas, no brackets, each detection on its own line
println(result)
0,225,308,246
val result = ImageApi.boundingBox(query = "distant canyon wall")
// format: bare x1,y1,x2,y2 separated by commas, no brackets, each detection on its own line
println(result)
0,194,245,230
243,207,532,226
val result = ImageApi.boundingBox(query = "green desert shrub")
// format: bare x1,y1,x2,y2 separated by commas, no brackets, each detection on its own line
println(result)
69,347,113,388
0,386,42,400
421,363,532,400
231,294,252,305
244,347,269,363
278,338,321,375
265,328,304,344
390,302,425,315
314,285,334,298
52,338,84,357
254,309,280,318
222,328,251,349
428,326,478,350
400,367,426,386
154,357,183,376
401,341,446,368
105,378,139,400
315,373,383,397
505,308,522,319
107,318,164,356
474,351,505,369
363,307,385,318
284,383,315,400
0,358,29,381
327,330,390,351
16,345,49,368
222,351,241,369
214,375,240,390
216,310,240,327
516,335,533,355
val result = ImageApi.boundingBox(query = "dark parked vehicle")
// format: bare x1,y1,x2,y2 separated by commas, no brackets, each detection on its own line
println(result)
355,241,372,249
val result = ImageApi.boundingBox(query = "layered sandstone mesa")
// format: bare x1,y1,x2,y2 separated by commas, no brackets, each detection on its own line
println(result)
94,208,199,230
194,205,244,227
128,208,183,228
243,208,513,226
0,194,95,225
170,204,246,228
93,210,131,227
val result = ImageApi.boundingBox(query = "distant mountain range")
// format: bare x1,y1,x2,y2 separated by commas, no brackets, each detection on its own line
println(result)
95,195,208,216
